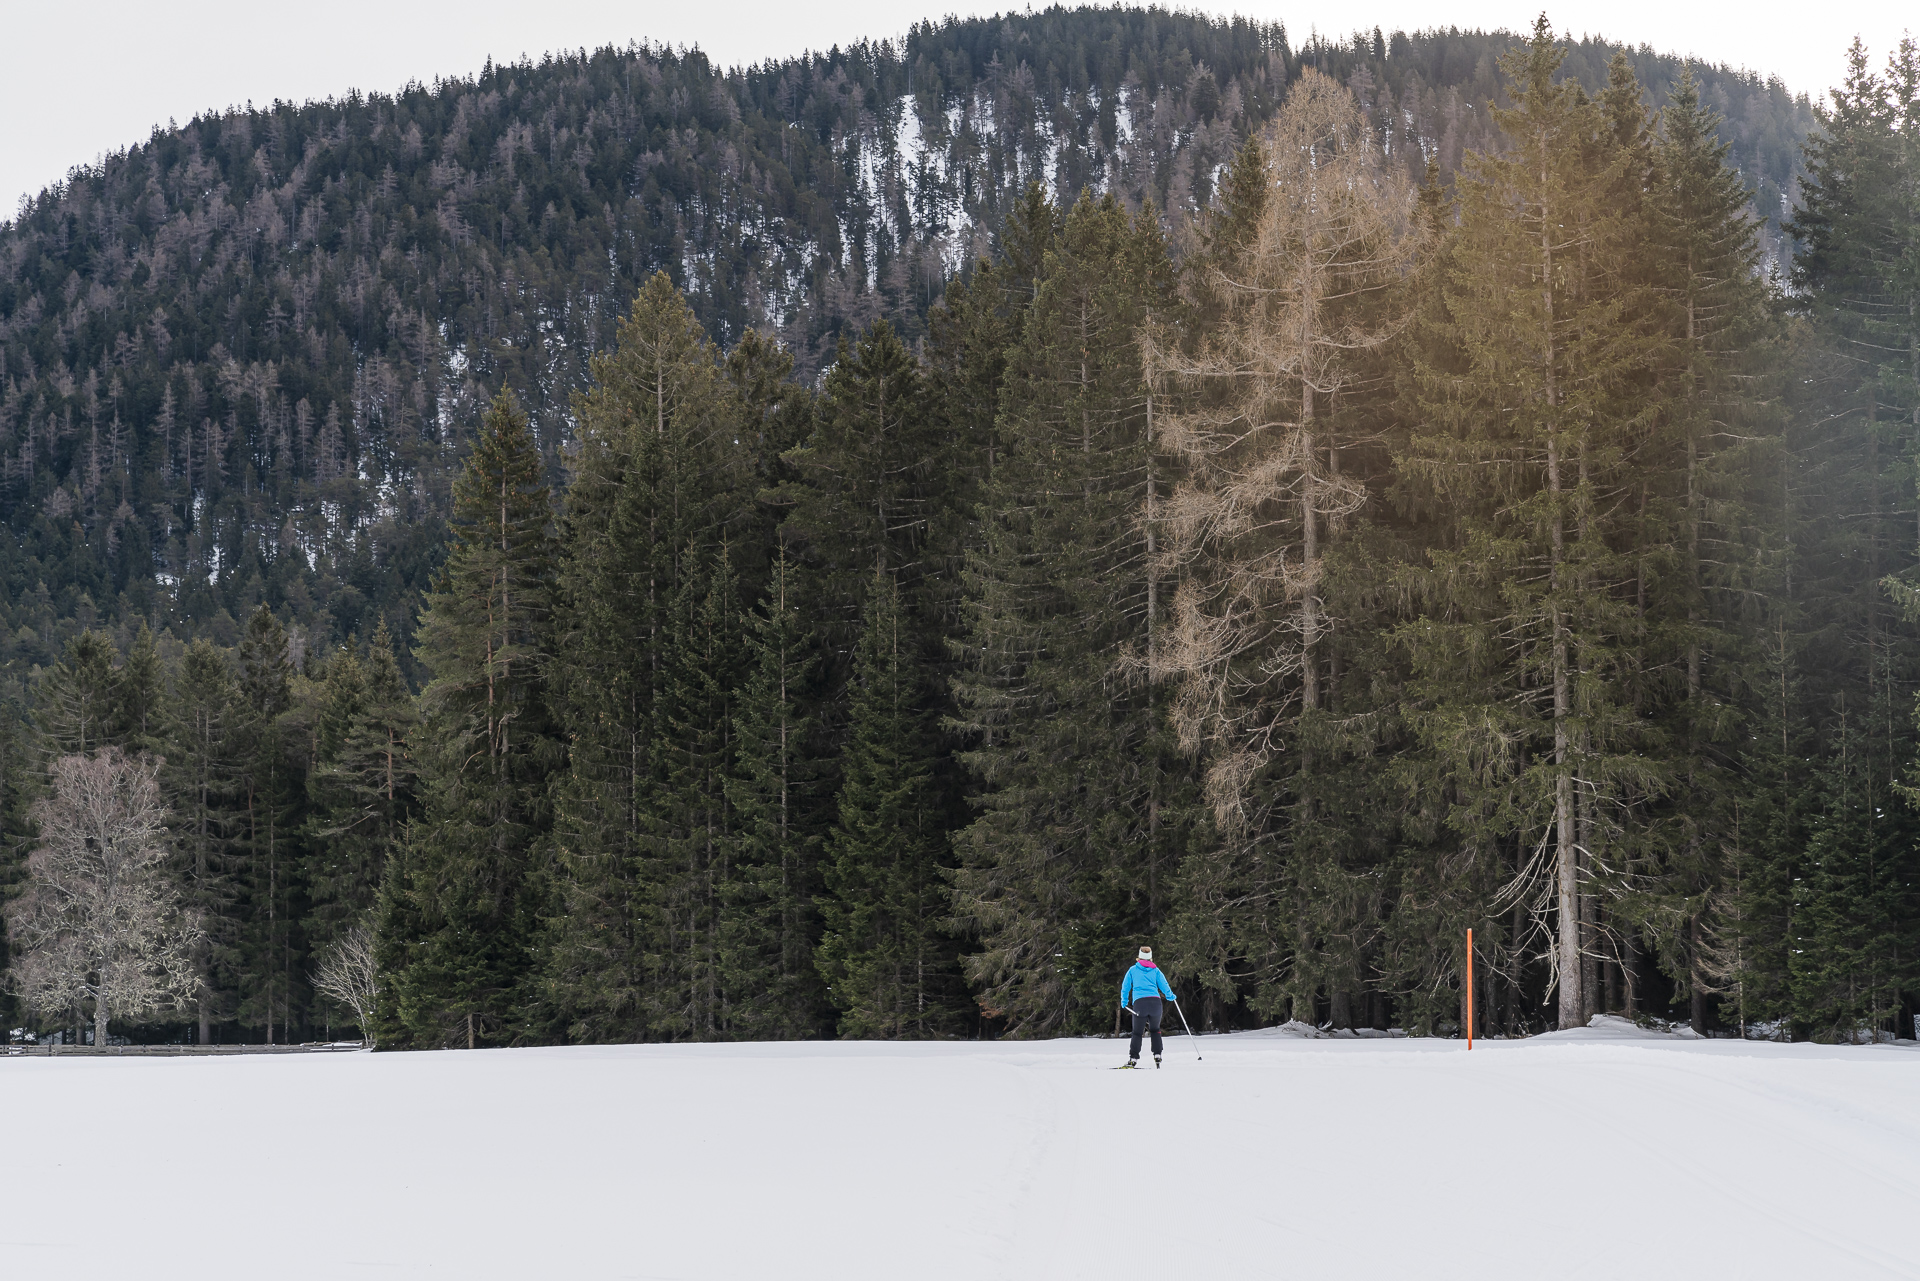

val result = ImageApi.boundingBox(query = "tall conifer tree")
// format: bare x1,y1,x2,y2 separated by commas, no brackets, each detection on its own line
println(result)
383,390,559,1048
232,605,301,1041
1791,38,1920,1039
1622,65,1784,1031
114,624,166,754
309,622,418,956
1395,20,1663,1029
164,639,239,1042
543,273,747,1041
644,550,746,1037
952,191,1181,1034
782,321,946,656
722,547,830,1038
819,565,961,1037
34,632,119,756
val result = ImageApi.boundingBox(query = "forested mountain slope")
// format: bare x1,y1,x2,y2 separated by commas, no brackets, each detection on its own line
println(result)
0,8,1812,673
6,10,1911,1053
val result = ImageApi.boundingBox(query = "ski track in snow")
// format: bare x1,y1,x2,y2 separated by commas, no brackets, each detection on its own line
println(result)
3,1023,1918,1279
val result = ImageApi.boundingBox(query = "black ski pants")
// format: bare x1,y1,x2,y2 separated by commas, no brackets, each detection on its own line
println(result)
1129,996,1164,1059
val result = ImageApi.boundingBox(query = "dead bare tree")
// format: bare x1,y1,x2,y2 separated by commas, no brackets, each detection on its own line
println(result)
312,920,379,1045
1149,69,1422,829
9,749,201,1046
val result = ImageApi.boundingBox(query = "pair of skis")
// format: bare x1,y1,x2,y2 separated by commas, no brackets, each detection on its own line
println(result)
1116,988,1204,1067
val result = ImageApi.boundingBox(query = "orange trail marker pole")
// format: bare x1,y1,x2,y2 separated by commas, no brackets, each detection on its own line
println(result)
1466,928,1475,1051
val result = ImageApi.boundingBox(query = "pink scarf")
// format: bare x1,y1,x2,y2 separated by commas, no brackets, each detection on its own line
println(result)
1137,960,1157,969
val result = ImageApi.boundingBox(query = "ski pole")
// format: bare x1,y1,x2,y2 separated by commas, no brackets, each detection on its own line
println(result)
1173,997,1203,1060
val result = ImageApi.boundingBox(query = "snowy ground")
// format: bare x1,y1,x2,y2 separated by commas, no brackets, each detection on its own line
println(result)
4,1019,1918,1279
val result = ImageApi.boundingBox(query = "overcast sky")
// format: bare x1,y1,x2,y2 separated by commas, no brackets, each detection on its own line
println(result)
4,0,1913,217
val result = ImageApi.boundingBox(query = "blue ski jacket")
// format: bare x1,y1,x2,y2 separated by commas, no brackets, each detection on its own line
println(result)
1121,963,1175,1008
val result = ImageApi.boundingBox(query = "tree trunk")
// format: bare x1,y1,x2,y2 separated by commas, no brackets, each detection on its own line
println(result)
1145,385,1160,928
1689,918,1708,1035
94,1002,109,1050
1540,147,1581,1032
1510,898,1526,1033
1578,794,1597,1024
1300,382,1319,713
1551,458,1581,1028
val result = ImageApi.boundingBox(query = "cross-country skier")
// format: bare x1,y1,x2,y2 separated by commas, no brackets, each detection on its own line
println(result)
1120,945,1176,1068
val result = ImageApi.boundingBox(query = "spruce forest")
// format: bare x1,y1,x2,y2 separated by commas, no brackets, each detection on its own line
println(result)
3,9,1917,1049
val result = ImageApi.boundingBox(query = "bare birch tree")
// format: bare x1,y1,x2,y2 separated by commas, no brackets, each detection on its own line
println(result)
1150,70,1421,828
312,920,379,1045
9,749,201,1045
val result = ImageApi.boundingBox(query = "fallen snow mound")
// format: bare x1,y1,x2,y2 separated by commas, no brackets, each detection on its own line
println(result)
1562,1011,1704,1039
4,1029,1916,1279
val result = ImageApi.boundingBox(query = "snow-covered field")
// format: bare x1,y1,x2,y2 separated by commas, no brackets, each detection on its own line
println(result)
5,1019,1918,1279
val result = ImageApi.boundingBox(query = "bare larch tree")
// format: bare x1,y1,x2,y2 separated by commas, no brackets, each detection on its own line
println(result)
1150,69,1421,829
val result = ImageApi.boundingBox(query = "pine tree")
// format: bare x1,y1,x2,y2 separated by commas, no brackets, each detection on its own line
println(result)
34,631,120,756
114,624,166,754
1789,37,1920,1040
369,837,427,1050
721,546,830,1038
1791,38,1919,453
818,564,962,1037
163,638,240,1042
383,390,560,1049
314,642,368,766
543,272,747,1041
230,605,302,1042
1787,40,1920,735
1393,20,1664,1029
926,259,1014,571
997,180,1063,308
725,325,816,546
1618,63,1784,1033
1182,132,1269,335
645,548,744,1038
308,621,418,959
781,320,951,668
780,316,974,1033
1707,617,1808,1028
1793,694,1920,1039
952,191,1180,1035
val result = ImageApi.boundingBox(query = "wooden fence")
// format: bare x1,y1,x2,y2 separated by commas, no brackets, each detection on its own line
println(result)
3,1042,368,1057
